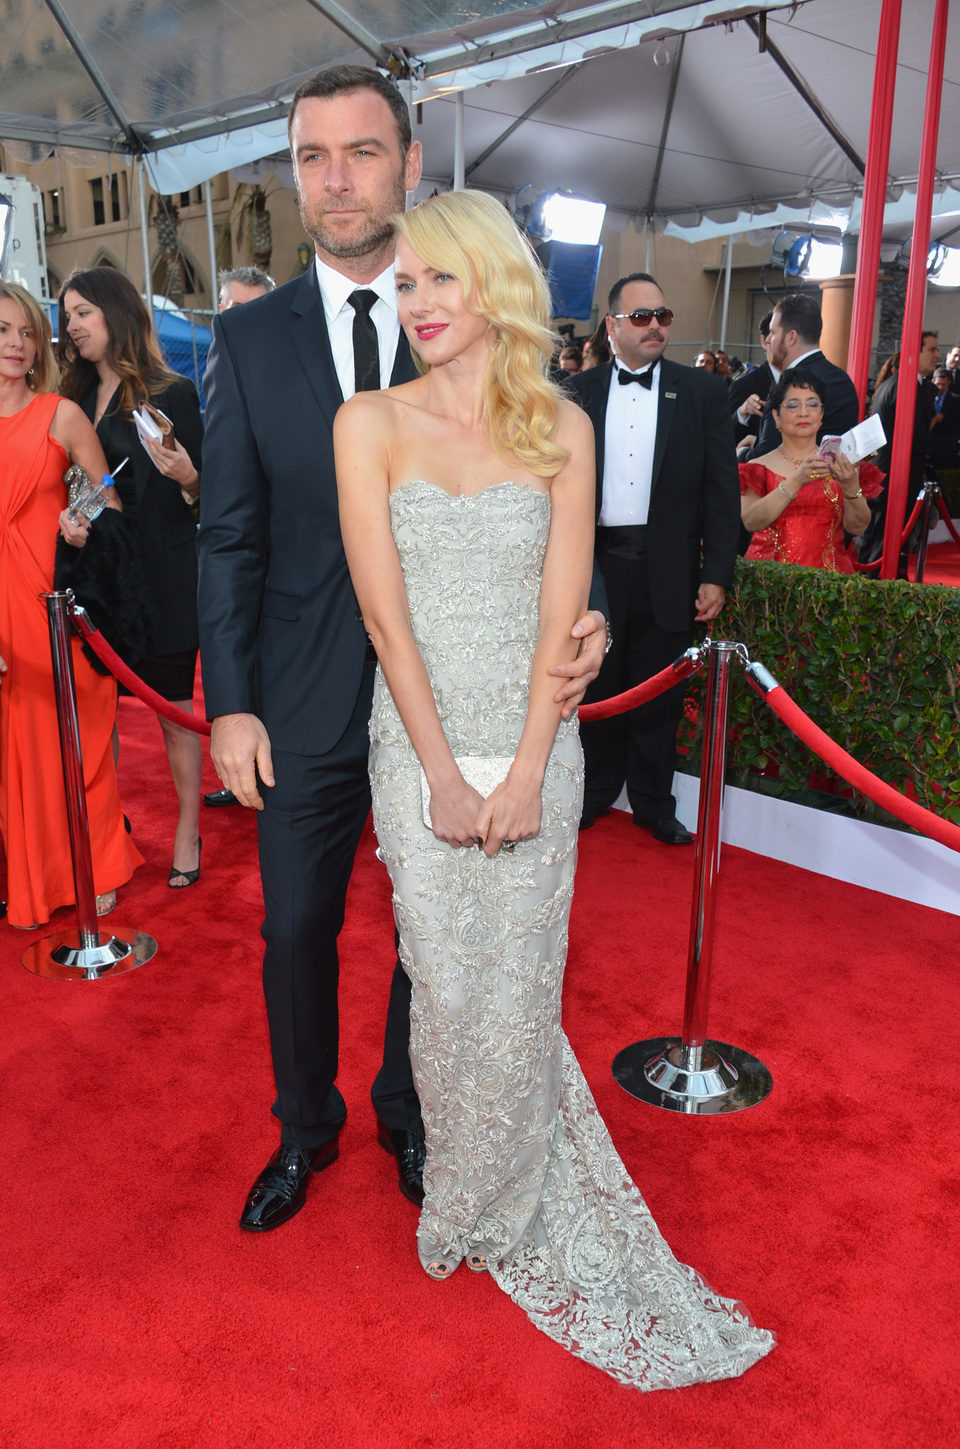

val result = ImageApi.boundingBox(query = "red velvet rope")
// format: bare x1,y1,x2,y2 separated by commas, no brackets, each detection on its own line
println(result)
935,491,960,549
578,656,699,722
762,684,960,853
853,493,926,572
79,623,212,737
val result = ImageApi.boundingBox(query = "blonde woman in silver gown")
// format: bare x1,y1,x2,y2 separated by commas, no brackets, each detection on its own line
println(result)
334,191,774,1391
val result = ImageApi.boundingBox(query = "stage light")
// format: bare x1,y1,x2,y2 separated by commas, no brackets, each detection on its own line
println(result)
928,244,960,287
539,193,606,246
805,239,844,279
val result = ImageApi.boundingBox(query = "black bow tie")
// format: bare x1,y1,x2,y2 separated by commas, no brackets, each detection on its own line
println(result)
618,367,654,389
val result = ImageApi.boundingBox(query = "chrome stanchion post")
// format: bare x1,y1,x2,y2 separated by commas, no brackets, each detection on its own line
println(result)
21,592,157,980
914,477,938,584
612,641,773,1114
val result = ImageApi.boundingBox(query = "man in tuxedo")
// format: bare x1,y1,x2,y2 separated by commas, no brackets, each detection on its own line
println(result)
197,65,607,1233
572,272,740,844
741,293,859,460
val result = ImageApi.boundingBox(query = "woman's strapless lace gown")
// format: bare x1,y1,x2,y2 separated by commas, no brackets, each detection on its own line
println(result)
369,481,774,1390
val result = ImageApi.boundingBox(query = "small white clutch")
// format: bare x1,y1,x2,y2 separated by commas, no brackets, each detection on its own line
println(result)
420,756,513,829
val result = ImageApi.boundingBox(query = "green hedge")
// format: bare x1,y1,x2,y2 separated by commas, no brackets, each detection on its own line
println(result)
677,559,960,827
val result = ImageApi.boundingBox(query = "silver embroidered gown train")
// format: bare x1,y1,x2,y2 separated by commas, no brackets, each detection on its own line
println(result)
369,479,774,1390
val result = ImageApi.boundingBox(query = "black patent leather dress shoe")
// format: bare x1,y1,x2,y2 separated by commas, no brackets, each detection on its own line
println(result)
239,1139,339,1232
637,814,694,845
377,1120,425,1206
203,788,238,807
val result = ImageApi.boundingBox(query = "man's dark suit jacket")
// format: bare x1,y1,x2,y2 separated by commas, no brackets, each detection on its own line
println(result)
197,267,415,755
930,389,960,435
570,358,740,634
873,371,936,482
743,349,859,460
729,360,774,443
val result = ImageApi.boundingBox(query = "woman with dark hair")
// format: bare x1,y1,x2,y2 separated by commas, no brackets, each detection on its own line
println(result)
739,367,879,571
0,281,142,927
334,190,773,1388
58,267,204,887
580,318,611,370
872,352,899,396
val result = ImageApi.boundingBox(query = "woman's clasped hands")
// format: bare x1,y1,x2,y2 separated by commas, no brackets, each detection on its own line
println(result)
429,768,542,857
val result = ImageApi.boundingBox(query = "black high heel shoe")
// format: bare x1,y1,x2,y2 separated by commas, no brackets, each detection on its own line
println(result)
168,837,201,889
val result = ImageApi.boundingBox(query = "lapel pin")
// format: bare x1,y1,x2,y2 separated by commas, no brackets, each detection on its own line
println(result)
665,391,677,399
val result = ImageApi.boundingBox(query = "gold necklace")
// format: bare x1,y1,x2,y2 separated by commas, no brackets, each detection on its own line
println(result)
778,446,820,467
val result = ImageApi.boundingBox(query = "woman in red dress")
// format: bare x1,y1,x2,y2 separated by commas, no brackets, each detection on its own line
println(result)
0,282,142,929
739,368,881,572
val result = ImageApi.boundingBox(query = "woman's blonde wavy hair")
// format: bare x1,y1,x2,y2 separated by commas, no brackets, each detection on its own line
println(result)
393,191,568,477
0,281,60,394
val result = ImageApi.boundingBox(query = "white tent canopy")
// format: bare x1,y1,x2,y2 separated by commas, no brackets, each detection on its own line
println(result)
1,0,958,244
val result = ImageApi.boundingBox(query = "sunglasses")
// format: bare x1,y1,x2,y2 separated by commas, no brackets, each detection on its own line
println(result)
609,308,675,327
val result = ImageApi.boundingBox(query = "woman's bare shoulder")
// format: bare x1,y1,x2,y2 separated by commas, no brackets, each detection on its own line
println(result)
555,395,594,449
337,382,427,428
48,396,89,441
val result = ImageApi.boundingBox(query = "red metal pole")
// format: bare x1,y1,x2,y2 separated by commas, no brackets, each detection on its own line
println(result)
880,0,949,580
847,0,901,412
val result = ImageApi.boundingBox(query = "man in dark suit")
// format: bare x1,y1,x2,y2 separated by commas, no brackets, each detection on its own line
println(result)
741,292,859,460
860,331,941,567
729,310,778,444
571,272,741,844
945,345,960,395
197,66,608,1233
928,364,960,468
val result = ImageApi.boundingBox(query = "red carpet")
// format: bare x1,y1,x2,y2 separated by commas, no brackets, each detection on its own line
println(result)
2,693,959,1448
910,539,960,585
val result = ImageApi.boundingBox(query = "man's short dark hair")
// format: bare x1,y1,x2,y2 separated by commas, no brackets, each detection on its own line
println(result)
288,65,412,155
922,330,939,345
608,272,661,315
774,293,823,346
759,310,773,338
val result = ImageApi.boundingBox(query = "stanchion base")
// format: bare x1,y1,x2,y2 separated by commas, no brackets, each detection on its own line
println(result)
21,927,158,980
613,1036,773,1115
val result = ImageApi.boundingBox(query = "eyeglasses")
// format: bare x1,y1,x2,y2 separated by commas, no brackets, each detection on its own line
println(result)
609,307,674,327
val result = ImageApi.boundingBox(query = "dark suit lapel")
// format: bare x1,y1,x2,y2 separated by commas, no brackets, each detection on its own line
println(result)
288,267,343,433
651,358,680,492
575,363,610,517
391,329,416,385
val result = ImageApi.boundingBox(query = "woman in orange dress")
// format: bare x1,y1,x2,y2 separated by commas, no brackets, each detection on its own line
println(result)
739,368,881,572
0,281,142,929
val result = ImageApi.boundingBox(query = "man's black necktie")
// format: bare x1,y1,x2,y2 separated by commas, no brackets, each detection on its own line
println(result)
348,289,380,393
618,366,653,388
